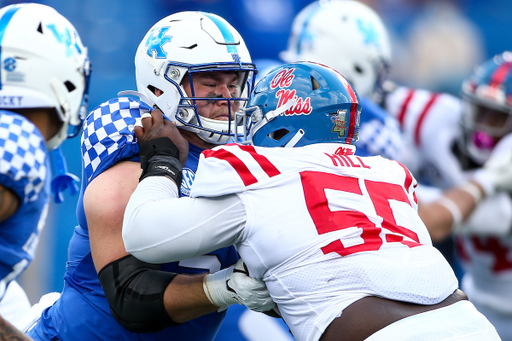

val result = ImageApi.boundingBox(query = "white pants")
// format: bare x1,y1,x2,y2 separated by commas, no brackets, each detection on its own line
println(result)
471,300,512,341
365,301,501,340
0,281,31,329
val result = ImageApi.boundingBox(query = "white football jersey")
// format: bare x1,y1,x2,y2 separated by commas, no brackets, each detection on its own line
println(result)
384,85,512,314
191,143,458,341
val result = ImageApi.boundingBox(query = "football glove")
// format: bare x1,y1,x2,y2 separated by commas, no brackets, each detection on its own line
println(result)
203,259,277,313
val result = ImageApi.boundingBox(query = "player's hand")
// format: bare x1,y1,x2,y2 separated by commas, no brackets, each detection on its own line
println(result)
203,259,277,313
474,133,512,195
135,109,189,166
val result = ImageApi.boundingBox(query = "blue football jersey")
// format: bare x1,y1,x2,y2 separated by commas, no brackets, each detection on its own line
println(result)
0,110,50,301
29,98,239,341
355,96,406,160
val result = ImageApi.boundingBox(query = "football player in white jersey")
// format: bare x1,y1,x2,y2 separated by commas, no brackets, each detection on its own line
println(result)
382,52,512,341
0,3,90,340
277,0,508,247
123,61,501,341
277,7,512,339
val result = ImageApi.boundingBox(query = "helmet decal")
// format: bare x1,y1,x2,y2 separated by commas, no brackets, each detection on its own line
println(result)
270,68,313,116
231,53,241,64
356,18,378,46
0,4,23,90
330,110,347,137
145,27,172,59
3,57,15,71
46,24,83,56
270,68,295,88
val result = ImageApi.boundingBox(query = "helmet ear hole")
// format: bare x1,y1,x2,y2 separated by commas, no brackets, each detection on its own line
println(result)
354,64,364,74
269,129,289,141
147,85,164,97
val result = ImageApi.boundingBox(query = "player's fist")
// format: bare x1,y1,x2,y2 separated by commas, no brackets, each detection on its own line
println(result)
203,259,277,313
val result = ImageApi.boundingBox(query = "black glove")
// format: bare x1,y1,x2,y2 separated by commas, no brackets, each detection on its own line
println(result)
138,137,183,187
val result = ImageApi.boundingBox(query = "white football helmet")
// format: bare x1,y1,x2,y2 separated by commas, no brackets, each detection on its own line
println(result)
134,11,256,145
280,0,391,99
0,3,91,150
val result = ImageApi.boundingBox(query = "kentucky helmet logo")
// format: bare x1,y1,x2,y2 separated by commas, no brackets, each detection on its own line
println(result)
231,53,241,64
145,27,172,59
330,110,347,137
356,18,379,47
46,24,82,57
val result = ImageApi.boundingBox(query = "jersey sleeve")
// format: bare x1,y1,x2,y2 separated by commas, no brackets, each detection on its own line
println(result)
81,97,152,183
0,111,47,203
356,96,406,161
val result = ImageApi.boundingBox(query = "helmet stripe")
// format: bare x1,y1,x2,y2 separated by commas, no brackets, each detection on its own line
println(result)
201,12,238,54
345,103,358,144
0,4,24,90
336,72,358,145
489,61,512,89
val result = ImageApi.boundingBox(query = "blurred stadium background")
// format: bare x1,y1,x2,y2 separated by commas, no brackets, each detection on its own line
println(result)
1,0,510,303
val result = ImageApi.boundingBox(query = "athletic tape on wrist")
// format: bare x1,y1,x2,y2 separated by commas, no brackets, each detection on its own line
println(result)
437,197,463,231
457,182,483,204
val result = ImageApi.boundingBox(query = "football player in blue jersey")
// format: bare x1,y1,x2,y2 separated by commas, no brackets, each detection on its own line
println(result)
0,3,90,340
27,11,275,341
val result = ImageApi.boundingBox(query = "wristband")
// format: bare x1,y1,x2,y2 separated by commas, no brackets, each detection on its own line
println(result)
437,197,463,231
457,181,483,204
139,137,182,186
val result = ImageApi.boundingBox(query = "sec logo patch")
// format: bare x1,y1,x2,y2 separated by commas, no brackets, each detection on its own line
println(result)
180,167,195,196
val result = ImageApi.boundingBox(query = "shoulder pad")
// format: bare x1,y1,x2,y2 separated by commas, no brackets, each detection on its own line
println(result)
192,144,282,197
81,98,152,182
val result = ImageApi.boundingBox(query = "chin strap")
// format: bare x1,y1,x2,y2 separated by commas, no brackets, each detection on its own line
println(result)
284,129,305,148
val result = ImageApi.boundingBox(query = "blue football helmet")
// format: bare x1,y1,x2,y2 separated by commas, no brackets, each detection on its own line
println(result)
460,51,512,164
244,61,361,148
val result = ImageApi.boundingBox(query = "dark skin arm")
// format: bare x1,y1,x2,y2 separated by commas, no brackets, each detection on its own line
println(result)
0,185,19,223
